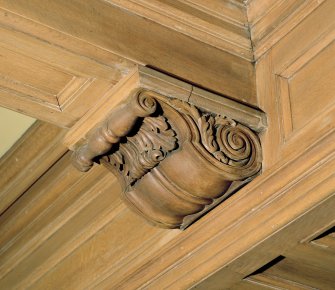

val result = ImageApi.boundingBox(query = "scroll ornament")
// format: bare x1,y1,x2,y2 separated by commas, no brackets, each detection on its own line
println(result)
72,90,262,229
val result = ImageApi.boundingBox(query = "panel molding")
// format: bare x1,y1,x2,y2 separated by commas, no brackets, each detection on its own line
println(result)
274,38,335,164
0,0,257,103
0,1,334,290
0,7,135,127
256,0,335,168
247,0,326,60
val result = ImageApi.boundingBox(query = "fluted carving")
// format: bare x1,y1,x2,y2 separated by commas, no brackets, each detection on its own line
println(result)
72,90,262,229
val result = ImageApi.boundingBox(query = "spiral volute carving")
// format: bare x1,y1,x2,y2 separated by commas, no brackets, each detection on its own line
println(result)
135,92,157,116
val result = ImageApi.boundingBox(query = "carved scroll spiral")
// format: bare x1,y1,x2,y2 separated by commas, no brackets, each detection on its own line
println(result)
215,118,257,167
168,99,261,170
134,92,157,116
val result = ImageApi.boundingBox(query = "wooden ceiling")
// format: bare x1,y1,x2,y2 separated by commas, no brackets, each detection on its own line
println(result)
0,0,334,289
234,228,335,289
0,107,35,158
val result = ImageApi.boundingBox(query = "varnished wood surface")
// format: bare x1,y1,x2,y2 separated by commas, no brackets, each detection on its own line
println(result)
71,85,262,228
0,152,180,290
0,121,67,215
104,0,252,60
238,228,335,290
64,67,266,151
0,0,334,289
257,0,335,169
193,1,335,287
0,0,257,104
0,119,333,289
0,7,135,127
247,0,326,60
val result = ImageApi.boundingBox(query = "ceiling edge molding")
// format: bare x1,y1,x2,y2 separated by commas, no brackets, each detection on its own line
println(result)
0,121,68,215
104,0,253,60
0,1,256,103
246,0,327,60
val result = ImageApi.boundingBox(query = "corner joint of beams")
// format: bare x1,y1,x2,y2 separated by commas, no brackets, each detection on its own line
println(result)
65,66,265,229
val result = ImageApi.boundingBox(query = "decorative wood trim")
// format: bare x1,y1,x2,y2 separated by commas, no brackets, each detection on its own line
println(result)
0,8,135,127
111,131,335,290
65,66,266,150
276,39,335,144
256,1,335,171
0,2,334,290
247,0,326,59
0,0,257,104
104,0,252,60
69,67,263,229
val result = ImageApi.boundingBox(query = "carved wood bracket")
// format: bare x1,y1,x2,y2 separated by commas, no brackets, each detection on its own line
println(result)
68,67,264,229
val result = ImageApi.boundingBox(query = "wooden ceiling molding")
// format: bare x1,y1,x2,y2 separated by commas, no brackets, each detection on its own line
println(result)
246,0,326,60
103,0,252,60
0,121,67,215
68,66,265,229
240,227,335,289
0,1,334,289
0,0,257,105
0,7,135,127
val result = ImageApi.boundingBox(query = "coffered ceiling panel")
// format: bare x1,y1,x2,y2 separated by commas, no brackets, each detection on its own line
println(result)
0,9,136,127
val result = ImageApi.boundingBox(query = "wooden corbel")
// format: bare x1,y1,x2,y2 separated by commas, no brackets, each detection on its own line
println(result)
65,66,265,229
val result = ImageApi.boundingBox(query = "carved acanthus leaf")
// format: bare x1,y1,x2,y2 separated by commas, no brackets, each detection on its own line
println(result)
168,98,258,167
104,116,177,187
72,90,262,229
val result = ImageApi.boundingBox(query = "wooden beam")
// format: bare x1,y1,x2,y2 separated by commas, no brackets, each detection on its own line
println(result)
0,121,67,215
103,132,335,289
0,8,135,127
0,0,257,104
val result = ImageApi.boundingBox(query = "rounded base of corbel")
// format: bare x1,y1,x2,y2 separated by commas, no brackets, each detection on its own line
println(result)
122,148,233,229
